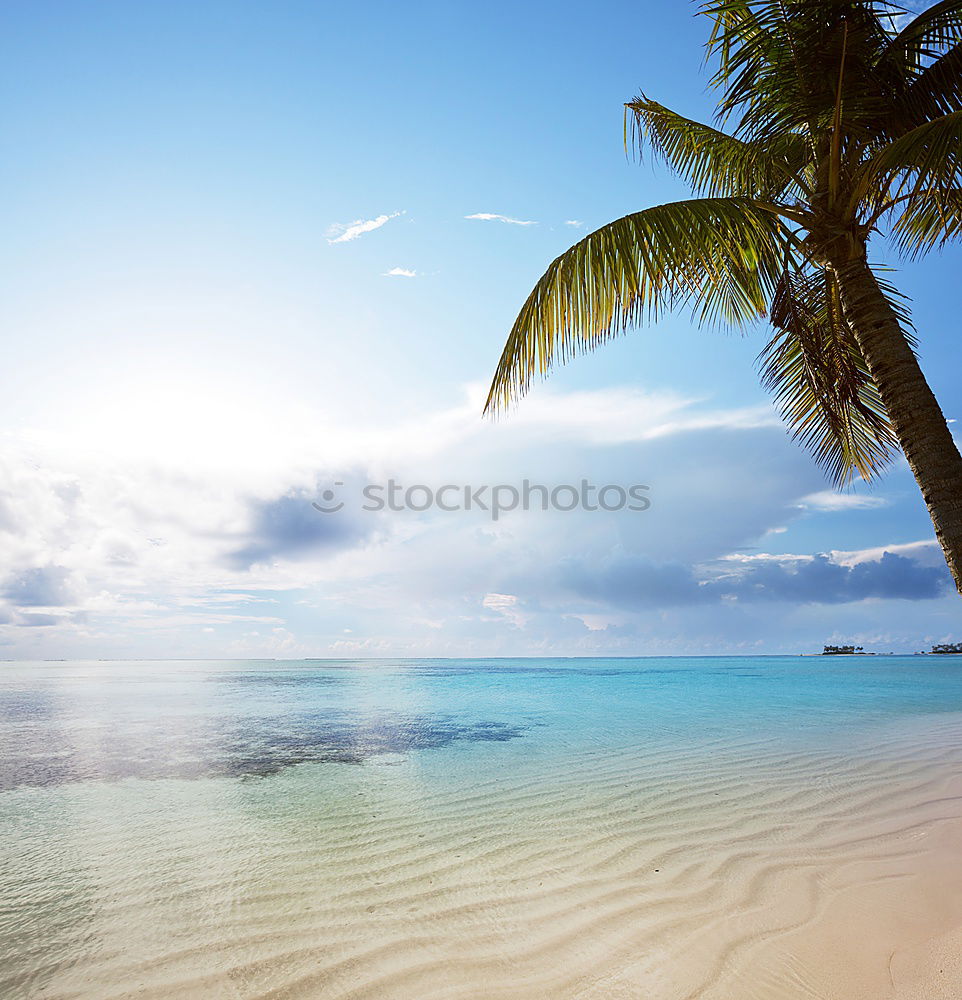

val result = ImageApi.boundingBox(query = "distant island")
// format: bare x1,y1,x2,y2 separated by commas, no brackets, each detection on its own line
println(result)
820,643,962,655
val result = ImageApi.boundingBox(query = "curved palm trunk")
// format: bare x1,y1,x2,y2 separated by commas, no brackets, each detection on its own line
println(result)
832,254,962,594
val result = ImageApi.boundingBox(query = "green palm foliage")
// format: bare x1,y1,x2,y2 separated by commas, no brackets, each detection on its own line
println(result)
486,0,962,489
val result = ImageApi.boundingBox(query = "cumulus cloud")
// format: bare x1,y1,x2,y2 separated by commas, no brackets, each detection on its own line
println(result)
327,211,404,244
0,383,950,657
383,267,417,277
558,551,950,607
711,551,949,603
829,539,942,568
465,213,537,226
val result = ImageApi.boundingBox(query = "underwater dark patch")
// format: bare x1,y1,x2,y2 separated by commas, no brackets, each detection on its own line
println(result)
0,714,528,789
209,672,343,688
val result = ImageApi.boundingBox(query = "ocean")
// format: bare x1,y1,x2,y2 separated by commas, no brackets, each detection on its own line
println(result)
3,656,962,999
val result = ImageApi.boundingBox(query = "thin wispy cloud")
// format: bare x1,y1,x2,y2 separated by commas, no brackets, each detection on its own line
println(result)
797,491,889,512
383,267,418,278
327,211,404,244
465,213,537,226
564,220,584,227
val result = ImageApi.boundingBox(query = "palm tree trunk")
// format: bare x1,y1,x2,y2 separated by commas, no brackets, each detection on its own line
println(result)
832,254,962,595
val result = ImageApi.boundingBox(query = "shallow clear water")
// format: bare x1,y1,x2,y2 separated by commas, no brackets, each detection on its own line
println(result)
3,656,962,788
3,656,962,999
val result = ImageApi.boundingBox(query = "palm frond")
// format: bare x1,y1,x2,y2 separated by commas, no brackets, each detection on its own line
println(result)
857,109,962,216
702,1,898,142
900,39,962,121
759,265,899,484
889,187,962,257
626,94,810,199
485,198,787,411
488,0,962,496
876,4,962,137
878,0,962,77
705,0,824,137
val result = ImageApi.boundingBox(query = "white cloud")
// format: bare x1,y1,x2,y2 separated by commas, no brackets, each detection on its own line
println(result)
830,539,942,568
482,593,528,628
0,381,946,658
327,211,404,244
797,490,889,512
716,551,815,566
716,538,943,572
566,612,625,631
465,213,537,226
501,386,779,443
383,267,417,278
564,220,584,227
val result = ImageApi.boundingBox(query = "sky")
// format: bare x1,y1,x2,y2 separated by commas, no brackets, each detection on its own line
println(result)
0,0,960,658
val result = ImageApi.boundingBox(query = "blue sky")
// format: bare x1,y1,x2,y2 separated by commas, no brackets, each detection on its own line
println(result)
0,0,960,657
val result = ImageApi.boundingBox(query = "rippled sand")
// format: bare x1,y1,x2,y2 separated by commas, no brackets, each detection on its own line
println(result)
6,712,962,999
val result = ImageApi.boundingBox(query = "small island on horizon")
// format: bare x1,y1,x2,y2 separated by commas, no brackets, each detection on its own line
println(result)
820,642,962,655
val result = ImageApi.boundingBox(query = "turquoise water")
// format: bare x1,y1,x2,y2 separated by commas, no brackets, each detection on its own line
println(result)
3,656,962,999
2,656,962,790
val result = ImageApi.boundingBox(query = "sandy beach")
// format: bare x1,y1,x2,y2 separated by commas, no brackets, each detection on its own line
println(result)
5,659,962,1000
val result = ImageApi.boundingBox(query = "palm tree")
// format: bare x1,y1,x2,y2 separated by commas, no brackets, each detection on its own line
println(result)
485,0,962,593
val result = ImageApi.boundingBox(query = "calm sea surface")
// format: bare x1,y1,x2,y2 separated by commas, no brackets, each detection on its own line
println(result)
3,656,962,998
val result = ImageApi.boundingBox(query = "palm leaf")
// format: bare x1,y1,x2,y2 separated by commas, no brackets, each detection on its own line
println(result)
898,39,962,123
705,0,824,137
485,198,787,411
759,265,899,484
869,4,962,139
703,1,896,142
488,0,960,491
890,187,962,257
878,0,962,76
857,109,962,215
626,94,810,199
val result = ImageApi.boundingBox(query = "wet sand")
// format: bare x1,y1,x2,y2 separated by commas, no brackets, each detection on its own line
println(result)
7,711,962,999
